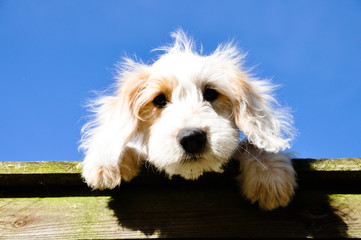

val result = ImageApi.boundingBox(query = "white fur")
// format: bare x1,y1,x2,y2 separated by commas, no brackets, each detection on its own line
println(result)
80,29,296,210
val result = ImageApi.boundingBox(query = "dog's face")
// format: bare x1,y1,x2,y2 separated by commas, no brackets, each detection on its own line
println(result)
136,53,240,179
80,31,293,182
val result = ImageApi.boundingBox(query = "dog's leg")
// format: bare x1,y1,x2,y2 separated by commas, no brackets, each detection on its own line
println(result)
234,141,297,210
82,145,144,190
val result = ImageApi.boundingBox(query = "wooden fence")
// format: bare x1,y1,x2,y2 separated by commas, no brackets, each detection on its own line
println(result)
1,158,361,239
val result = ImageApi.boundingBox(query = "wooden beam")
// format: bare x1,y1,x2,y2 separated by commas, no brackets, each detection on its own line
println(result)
1,158,361,187
1,158,361,239
1,158,361,174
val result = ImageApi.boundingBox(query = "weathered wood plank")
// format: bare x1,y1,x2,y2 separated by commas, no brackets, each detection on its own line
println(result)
1,189,361,238
1,159,361,239
293,158,361,171
0,161,80,174
1,158,361,175
0,196,149,239
1,158,361,188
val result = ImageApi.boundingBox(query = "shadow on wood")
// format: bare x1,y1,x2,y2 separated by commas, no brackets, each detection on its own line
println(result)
107,160,349,238
1,158,360,238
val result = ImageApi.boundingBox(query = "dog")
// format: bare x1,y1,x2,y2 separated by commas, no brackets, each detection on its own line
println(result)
80,30,296,211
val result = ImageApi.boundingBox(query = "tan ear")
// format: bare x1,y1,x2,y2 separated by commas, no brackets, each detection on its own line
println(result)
233,75,294,153
80,62,150,169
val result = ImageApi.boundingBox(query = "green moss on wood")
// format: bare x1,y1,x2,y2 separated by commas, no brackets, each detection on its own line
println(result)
297,158,361,171
0,161,81,174
2,194,361,238
0,196,154,239
1,158,360,175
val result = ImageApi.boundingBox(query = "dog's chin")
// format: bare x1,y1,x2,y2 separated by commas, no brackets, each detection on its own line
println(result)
161,154,229,180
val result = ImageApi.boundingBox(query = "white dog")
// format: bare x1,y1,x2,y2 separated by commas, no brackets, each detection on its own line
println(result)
80,30,296,211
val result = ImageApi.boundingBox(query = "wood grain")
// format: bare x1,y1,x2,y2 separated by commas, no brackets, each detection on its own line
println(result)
1,159,361,239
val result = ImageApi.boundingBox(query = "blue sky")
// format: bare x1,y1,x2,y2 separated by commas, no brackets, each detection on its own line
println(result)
1,0,360,161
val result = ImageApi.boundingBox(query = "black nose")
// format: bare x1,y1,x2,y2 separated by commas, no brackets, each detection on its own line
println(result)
177,128,207,155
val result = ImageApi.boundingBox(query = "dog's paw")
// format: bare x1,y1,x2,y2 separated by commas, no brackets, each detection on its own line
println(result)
239,154,297,211
81,146,142,190
82,163,122,190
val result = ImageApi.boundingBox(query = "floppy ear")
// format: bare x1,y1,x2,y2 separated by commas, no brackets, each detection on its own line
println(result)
80,62,149,177
233,75,294,153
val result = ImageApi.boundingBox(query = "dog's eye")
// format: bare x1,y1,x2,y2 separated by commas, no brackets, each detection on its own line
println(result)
153,93,167,108
203,88,219,102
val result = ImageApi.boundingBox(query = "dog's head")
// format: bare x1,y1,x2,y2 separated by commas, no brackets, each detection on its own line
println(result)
81,30,294,180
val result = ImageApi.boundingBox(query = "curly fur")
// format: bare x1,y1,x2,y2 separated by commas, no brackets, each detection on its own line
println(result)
80,29,296,210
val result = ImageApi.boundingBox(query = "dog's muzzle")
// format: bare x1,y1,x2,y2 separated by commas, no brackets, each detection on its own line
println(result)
177,128,207,155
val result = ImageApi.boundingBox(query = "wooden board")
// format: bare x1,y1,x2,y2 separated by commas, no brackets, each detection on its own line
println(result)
1,159,361,239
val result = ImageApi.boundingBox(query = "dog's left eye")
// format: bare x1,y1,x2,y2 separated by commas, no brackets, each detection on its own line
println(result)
153,93,167,108
203,88,219,102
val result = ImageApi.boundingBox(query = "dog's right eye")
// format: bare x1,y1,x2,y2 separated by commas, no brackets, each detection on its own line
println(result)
153,94,167,108
203,87,219,102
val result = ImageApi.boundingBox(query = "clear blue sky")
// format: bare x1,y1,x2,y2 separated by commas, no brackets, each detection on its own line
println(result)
1,0,360,161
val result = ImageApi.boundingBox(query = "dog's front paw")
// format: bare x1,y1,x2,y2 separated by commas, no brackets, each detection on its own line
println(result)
81,147,141,190
239,154,297,211
82,163,122,190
